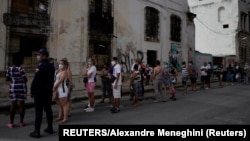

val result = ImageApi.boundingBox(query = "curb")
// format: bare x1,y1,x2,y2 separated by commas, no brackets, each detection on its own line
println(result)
0,79,218,112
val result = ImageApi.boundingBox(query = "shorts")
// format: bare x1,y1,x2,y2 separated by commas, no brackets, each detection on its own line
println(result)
132,82,142,94
182,77,188,85
162,77,170,85
190,78,197,84
227,73,234,81
86,82,96,93
112,85,121,98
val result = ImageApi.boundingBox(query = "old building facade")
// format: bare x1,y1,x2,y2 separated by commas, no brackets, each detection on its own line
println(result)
188,0,250,64
0,0,195,96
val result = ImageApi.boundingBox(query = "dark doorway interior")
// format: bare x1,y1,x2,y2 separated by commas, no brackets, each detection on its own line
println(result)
147,50,157,67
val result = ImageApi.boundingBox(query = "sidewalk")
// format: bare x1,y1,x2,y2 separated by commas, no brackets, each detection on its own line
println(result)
0,78,219,112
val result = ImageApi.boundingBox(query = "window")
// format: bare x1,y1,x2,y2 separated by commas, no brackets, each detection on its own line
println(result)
223,24,229,28
89,0,113,34
145,7,160,42
241,12,247,30
218,7,225,22
170,14,181,42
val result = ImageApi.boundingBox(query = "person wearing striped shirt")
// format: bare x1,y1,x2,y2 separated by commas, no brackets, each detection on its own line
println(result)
181,61,189,95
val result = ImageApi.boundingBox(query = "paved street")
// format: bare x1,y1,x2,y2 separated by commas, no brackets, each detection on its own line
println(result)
0,83,250,140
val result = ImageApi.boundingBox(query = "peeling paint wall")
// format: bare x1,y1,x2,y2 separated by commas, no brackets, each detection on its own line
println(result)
45,0,195,92
0,0,7,71
49,0,88,91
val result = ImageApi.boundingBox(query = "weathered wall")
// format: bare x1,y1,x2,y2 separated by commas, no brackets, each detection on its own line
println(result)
188,0,244,57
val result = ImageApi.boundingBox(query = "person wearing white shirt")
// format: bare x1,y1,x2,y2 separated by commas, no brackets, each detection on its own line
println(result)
110,57,122,113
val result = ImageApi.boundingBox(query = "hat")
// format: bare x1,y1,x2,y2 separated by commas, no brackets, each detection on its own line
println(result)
38,49,49,57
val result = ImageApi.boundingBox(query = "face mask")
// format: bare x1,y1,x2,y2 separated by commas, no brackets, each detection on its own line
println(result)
36,56,41,62
111,61,116,66
88,61,92,65
182,65,186,68
164,65,168,68
189,63,192,66
59,64,64,69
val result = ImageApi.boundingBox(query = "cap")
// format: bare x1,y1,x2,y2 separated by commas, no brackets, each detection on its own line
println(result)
38,49,49,57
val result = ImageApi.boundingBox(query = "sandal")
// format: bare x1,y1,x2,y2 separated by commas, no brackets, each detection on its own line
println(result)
19,122,25,127
7,123,14,128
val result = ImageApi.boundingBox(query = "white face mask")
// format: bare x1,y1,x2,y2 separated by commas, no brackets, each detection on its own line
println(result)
189,63,192,66
164,65,168,68
59,64,64,69
36,56,41,62
111,61,116,66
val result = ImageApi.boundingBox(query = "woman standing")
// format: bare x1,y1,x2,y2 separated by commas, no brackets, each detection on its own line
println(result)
6,53,27,128
129,64,142,106
53,59,69,124
83,58,97,112
169,62,178,101
62,58,73,117
151,60,165,102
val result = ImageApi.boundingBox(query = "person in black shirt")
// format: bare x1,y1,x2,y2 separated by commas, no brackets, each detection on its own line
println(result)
30,49,55,138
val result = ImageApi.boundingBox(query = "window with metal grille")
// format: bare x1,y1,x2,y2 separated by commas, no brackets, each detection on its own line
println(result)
145,7,160,42
89,0,113,35
170,14,181,42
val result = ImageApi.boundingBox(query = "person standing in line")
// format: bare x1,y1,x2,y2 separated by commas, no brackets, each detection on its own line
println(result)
169,62,178,101
130,58,140,100
181,61,189,95
188,61,198,91
63,58,73,117
30,49,55,138
6,53,27,128
129,64,142,106
206,62,212,89
53,58,70,124
151,60,165,102
162,62,171,99
215,64,224,87
107,64,114,107
110,57,122,113
243,62,250,85
145,64,153,85
200,62,209,89
226,64,234,86
99,64,112,103
83,58,97,112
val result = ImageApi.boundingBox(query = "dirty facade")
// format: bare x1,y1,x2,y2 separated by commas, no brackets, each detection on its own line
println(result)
0,0,195,96
188,0,250,63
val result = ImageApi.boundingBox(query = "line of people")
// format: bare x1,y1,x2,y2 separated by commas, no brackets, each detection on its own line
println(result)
5,48,250,139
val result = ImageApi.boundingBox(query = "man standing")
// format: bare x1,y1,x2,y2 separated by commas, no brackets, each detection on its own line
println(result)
30,49,55,138
110,57,122,113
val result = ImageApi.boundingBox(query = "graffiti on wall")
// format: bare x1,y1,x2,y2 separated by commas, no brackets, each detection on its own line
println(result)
115,39,145,73
169,43,182,71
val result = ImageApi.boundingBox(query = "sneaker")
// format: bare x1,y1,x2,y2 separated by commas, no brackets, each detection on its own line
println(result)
111,108,120,113
7,123,14,128
19,122,25,127
44,128,54,134
30,130,41,138
85,107,94,112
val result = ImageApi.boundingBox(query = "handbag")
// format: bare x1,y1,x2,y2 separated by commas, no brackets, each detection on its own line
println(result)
110,75,116,83
83,77,88,83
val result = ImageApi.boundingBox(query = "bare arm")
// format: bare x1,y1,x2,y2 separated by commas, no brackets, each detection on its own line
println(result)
53,71,67,91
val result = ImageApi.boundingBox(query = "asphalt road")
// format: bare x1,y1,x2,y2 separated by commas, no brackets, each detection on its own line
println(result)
0,83,250,140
